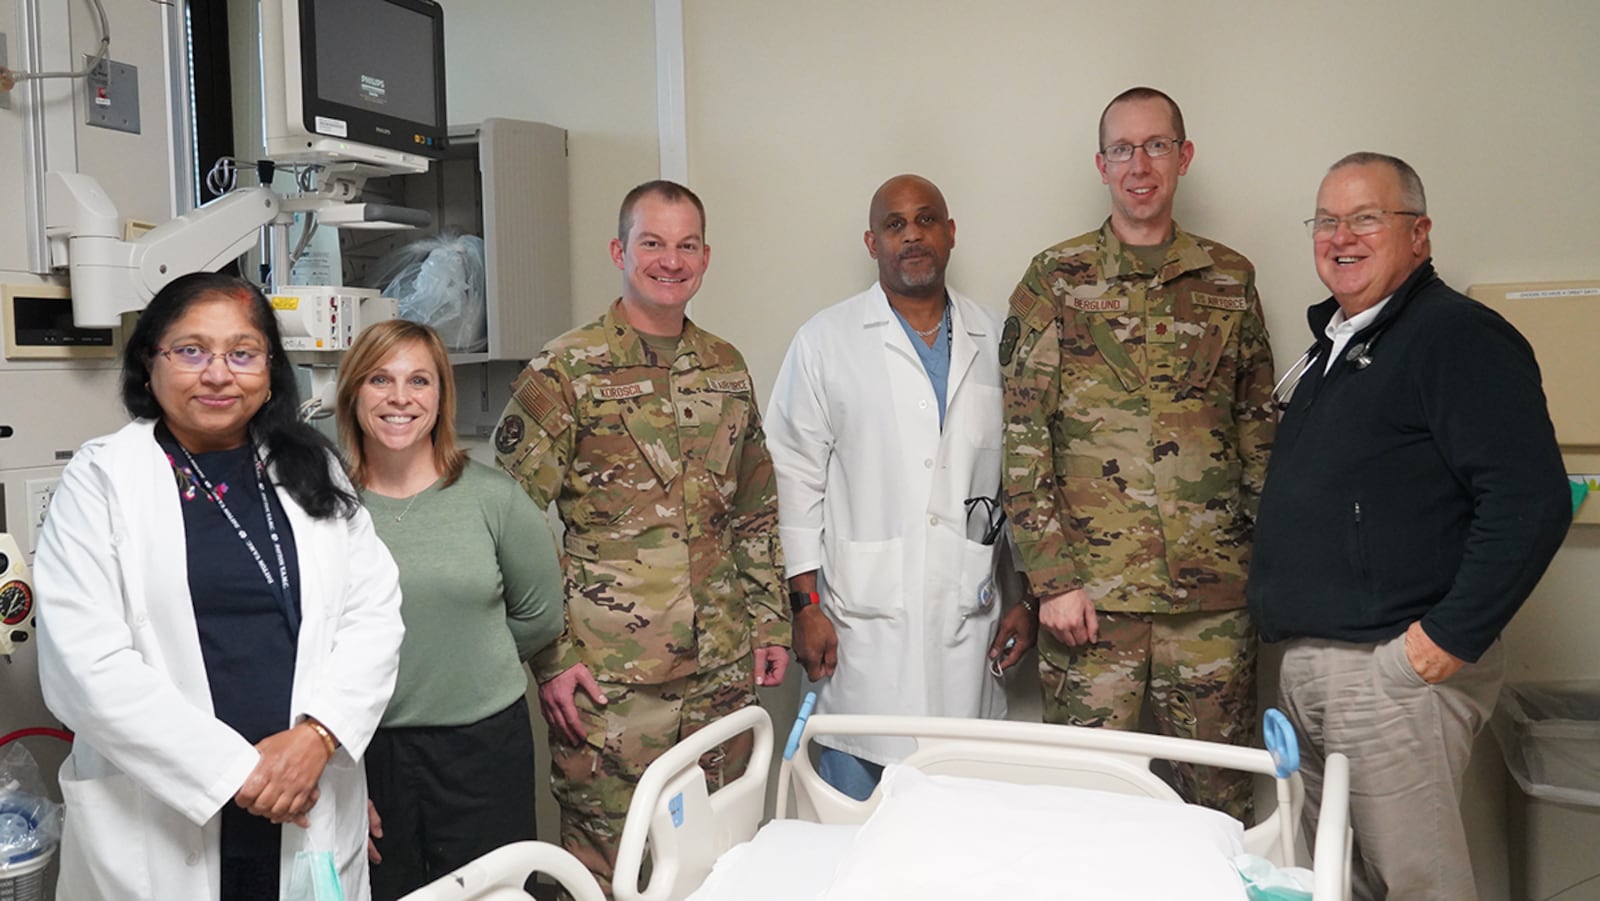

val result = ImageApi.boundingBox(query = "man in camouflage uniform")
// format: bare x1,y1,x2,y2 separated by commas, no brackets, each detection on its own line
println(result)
494,180,790,895
1000,87,1275,821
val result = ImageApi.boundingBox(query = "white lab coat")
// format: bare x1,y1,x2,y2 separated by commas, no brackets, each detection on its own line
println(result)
767,284,1005,765
34,419,403,901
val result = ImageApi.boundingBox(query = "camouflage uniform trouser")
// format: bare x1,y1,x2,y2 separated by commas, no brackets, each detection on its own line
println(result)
551,656,756,899
1038,608,1257,822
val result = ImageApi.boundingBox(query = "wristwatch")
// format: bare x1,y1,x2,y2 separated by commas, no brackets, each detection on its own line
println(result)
788,590,820,615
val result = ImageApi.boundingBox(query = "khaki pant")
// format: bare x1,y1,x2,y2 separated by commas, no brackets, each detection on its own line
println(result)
1278,635,1502,901
1038,608,1257,821
550,657,756,898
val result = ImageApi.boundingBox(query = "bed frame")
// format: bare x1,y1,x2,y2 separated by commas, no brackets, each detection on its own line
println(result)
614,706,1352,901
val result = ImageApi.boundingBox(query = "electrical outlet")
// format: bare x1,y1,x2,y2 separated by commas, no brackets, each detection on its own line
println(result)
25,478,58,555
83,56,140,134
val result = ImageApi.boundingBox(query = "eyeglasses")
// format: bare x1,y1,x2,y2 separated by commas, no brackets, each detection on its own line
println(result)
1304,210,1422,238
157,345,270,374
1100,138,1183,163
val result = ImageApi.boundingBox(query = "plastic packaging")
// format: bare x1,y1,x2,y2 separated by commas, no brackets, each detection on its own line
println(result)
0,742,62,869
284,849,345,901
1234,853,1313,900
367,232,489,353
1492,680,1600,806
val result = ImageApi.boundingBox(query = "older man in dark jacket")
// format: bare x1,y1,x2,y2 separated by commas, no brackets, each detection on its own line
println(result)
1248,152,1571,901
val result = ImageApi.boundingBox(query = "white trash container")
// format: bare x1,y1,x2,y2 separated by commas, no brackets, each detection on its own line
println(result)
1492,681,1600,901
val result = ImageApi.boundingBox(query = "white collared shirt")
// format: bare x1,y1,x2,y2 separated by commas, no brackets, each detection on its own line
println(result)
1324,296,1392,372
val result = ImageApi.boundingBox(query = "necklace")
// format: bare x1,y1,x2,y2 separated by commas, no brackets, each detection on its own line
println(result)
388,490,426,523
911,303,950,339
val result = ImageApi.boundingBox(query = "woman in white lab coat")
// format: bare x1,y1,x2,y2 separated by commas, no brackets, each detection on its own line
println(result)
766,280,1029,775
34,272,404,901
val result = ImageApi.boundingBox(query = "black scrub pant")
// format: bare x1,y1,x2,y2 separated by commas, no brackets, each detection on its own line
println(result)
365,699,540,900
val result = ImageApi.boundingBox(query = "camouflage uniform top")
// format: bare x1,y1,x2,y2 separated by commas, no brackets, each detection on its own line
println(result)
1000,220,1275,614
495,300,790,685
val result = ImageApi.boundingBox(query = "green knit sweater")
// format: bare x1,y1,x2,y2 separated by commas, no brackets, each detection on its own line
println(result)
364,460,563,727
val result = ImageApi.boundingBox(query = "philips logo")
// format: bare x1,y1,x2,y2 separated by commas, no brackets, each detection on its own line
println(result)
359,74,388,103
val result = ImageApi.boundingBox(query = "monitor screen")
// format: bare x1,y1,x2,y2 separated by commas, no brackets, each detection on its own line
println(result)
312,0,439,128
289,0,446,162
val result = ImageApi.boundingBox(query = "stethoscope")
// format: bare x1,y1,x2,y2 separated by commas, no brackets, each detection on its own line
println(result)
1271,326,1386,411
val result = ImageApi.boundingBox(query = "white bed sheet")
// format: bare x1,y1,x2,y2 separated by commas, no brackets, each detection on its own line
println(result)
684,820,860,901
687,765,1250,901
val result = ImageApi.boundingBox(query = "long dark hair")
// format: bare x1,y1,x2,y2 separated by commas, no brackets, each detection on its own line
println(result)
121,272,358,519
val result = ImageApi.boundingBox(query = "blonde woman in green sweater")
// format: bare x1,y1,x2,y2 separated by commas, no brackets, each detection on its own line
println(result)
336,320,563,899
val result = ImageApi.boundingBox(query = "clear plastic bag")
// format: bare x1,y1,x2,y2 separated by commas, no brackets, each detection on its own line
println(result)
368,232,489,353
1234,853,1313,900
0,742,62,868
1492,681,1600,806
283,849,345,901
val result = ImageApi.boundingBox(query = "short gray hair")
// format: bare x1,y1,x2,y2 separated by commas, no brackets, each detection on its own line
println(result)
1329,152,1427,215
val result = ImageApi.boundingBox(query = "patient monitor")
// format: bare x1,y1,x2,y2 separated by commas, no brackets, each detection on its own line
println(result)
261,0,448,175
43,0,448,331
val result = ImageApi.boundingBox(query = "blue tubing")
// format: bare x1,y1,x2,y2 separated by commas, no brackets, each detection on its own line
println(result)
784,691,818,761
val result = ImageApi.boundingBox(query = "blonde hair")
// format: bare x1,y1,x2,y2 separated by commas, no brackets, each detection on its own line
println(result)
335,319,467,490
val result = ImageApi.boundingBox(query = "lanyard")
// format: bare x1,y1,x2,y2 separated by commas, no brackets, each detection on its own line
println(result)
178,443,292,605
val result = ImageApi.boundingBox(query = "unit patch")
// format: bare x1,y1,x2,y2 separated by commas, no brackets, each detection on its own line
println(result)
999,316,1021,366
495,414,525,455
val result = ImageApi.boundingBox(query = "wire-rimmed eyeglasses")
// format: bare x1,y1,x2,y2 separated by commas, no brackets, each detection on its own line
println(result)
1100,137,1183,163
1304,210,1421,239
156,344,270,374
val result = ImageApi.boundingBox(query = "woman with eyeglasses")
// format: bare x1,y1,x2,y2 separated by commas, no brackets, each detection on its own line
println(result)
34,271,405,901
334,319,562,900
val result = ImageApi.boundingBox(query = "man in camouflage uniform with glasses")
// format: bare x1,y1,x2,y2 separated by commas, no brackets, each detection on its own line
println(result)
1000,87,1276,821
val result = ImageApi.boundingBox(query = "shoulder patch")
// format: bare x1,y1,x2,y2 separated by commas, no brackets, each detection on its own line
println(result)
589,380,655,401
1008,287,1055,333
706,373,753,393
512,371,570,437
1192,292,1249,312
999,316,1021,366
494,414,525,455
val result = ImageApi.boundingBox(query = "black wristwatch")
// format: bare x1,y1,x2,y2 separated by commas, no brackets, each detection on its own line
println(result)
789,590,820,615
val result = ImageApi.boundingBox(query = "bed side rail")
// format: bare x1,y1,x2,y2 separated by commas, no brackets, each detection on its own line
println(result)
400,841,604,901
613,705,774,901
789,714,1305,865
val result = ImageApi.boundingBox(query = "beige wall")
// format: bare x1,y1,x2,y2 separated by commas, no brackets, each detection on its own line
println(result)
678,1,1600,897
444,0,661,328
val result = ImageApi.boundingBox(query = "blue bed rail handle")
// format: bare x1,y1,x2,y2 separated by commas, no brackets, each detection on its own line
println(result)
784,691,817,761
1263,708,1299,779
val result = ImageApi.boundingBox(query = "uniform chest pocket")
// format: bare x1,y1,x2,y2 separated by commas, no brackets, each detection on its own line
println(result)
1182,302,1242,393
699,387,751,476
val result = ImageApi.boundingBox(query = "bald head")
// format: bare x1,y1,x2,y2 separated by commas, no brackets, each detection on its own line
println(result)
864,174,956,300
869,174,948,226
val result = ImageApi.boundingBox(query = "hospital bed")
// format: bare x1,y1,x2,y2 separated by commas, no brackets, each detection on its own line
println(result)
404,705,1351,901
614,705,1352,901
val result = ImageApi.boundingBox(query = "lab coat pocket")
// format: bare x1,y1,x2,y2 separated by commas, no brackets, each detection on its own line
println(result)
948,538,1000,647
954,538,999,619
57,765,156,899
826,538,904,619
